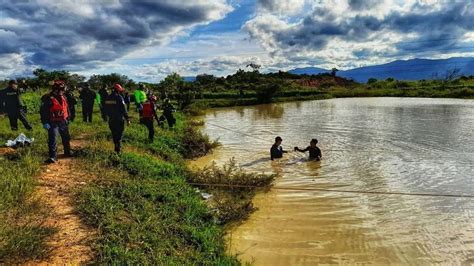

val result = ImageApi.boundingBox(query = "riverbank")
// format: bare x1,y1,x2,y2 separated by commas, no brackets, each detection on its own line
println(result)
191,84,474,110
0,91,273,264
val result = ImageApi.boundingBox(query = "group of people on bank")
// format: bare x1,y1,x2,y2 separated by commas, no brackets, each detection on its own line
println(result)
0,80,176,163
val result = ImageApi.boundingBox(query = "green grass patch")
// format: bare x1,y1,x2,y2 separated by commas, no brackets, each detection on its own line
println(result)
0,114,56,262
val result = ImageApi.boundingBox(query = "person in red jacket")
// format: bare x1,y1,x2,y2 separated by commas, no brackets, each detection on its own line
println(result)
40,80,72,164
139,95,160,142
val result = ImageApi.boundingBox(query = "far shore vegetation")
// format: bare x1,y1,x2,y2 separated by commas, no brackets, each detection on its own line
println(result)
2,67,473,115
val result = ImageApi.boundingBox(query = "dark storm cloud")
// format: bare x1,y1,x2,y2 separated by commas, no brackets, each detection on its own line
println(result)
348,0,380,10
258,0,278,12
245,1,474,59
0,0,231,68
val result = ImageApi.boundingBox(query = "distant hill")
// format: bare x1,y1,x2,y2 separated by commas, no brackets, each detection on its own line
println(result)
289,57,474,83
183,76,196,82
288,67,329,75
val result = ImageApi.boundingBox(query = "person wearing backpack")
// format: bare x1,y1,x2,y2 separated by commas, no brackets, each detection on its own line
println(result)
139,95,160,143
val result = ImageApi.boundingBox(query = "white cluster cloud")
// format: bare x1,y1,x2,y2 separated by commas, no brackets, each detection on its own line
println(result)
2,0,474,80
245,0,474,69
0,53,33,80
0,0,233,76
258,0,306,15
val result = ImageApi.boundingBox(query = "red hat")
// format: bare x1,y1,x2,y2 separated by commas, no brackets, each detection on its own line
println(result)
113,83,124,93
52,80,66,90
150,95,157,102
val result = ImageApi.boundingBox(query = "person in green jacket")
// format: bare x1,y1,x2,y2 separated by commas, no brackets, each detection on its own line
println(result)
134,84,147,112
98,85,108,121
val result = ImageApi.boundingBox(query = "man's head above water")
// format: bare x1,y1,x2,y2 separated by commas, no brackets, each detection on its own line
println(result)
275,136,282,145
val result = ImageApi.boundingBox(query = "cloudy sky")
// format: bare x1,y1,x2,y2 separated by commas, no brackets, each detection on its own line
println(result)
1,0,473,81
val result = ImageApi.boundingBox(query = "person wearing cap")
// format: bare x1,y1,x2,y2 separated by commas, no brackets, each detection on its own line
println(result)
270,136,288,160
79,83,96,122
40,80,72,164
0,80,33,131
104,84,130,153
134,84,147,112
139,95,160,142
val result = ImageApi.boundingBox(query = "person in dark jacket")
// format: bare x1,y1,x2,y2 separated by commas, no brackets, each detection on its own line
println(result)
122,91,131,112
40,80,72,164
139,95,160,142
158,98,176,128
79,83,96,123
65,85,77,122
104,84,130,153
98,85,109,121
270,136,287,160
295,139,322,161
0,80,32,131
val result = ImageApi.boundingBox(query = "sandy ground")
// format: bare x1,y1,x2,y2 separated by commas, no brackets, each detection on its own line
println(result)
28,138,96,264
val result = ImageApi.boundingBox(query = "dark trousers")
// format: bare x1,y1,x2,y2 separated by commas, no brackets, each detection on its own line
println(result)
48,121,71,159
164,114,176,128
141,118,155,141
8,110,32,131
69,106,76,122
100,105,108,121
108,119,125,153
82,104,93,122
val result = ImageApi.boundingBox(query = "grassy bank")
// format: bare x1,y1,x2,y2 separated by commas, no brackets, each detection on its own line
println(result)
0,102,55,262
188,84,474,111
0,90,274,264
72,114,274,264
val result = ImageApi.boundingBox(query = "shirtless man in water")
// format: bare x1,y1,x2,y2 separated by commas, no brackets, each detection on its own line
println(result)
294,138,322,161
270,136,288,160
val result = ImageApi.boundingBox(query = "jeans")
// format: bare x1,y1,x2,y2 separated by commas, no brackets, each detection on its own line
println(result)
48,121,71,159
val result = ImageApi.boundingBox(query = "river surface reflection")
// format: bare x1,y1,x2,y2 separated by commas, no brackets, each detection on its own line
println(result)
191,97,474,265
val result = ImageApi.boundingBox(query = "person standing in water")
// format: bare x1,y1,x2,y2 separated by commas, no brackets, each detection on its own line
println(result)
294,138,322,161
270,136,287,160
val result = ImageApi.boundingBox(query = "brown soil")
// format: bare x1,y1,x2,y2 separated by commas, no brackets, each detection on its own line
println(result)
294,75,356,88
28,138,96,265
0,147,15,155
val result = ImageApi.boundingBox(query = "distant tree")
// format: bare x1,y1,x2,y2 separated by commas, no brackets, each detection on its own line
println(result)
158,73,184,98
367,78,378,84
330,68,338,77
386,77,395,82
87,73,129,89
68,73,86,87
196,74,217,85
177,82,196,110
246,63,261,71
32,68,85,88
256,83,282,103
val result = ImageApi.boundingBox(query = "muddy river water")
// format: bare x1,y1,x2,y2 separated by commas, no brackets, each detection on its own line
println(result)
191,97,474,265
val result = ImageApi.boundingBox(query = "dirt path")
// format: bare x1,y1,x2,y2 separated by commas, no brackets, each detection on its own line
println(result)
29,138,96,264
